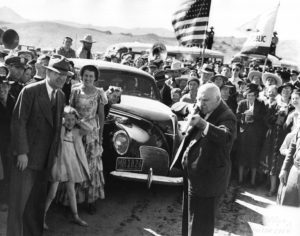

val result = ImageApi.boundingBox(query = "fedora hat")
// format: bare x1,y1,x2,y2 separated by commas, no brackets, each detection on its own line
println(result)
200,63,214,74
166,59,185,72
44,55,73,76
262,72,282,87
80,34,96,43
221,81,234,89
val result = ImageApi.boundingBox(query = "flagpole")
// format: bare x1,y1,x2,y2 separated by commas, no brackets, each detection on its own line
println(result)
200,23,209,67
263,54,268,72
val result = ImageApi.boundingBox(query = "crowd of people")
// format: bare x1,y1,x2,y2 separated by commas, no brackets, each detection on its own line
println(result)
0,32,300,236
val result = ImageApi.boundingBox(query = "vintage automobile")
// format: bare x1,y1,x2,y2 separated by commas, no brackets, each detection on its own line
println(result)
71,59,183,187
105,41,225,63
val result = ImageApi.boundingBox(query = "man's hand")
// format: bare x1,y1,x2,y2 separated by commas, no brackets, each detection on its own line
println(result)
279,170,288,185
190,114,207,131
16,154,28,171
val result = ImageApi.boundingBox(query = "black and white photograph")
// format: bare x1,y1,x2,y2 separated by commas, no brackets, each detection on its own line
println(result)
0,0,300,235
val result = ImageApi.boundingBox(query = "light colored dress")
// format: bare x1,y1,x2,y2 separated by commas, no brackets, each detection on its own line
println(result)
70,86,107,203
53,130,87,183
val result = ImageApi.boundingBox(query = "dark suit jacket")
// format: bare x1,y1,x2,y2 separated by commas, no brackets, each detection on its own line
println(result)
8,81,24,100
10,80,65,171
180,100,237,197
0,94,15,145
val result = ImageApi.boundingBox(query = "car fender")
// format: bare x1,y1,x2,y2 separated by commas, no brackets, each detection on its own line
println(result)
117,123,150,144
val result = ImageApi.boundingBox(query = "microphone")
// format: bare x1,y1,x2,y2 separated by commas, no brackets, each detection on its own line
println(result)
181,104,201,136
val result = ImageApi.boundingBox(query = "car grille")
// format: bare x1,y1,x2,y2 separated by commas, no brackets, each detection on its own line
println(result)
163,114,178,159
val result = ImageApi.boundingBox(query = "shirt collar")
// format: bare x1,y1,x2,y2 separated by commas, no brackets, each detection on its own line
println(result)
204,111,213,120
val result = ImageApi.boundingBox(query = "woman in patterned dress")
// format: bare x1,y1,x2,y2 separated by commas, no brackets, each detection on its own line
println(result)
70,64,107,214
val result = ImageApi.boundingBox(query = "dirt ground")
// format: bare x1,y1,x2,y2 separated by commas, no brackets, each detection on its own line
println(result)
0,178,284,236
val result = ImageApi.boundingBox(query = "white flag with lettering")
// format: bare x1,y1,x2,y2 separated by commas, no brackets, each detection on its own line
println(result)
241,4,279,56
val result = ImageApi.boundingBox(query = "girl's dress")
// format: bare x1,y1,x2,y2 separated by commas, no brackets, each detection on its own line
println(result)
70,86,107,203
52,127,90,183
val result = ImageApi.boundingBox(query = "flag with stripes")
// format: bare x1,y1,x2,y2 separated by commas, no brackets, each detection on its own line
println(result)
172,0,211,47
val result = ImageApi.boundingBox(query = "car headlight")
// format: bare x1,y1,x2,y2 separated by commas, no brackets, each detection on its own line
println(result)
112,130,130,155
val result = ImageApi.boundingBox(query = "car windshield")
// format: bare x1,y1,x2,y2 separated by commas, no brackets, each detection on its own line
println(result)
95,70,160,100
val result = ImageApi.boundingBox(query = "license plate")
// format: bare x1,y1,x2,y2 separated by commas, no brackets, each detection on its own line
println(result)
116,157,144,172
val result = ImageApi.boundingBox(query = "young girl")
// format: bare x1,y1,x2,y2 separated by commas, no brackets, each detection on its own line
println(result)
44,106,90,228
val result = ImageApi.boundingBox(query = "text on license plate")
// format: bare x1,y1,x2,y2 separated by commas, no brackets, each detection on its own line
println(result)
116,157,144,172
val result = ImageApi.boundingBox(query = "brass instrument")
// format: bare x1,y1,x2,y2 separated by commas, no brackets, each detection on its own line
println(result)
148,42,167,62
1,29,19,50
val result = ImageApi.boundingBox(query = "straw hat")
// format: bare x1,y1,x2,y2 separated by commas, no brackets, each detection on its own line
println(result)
262,72,282,87
248,71,262,82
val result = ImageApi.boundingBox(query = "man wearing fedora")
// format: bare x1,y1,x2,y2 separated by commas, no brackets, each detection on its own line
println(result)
77,34,95,59
6,55,73,236
198,63,215,85
57,36,76,58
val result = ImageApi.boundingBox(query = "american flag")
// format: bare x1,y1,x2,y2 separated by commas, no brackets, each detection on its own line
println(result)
172,0,211,47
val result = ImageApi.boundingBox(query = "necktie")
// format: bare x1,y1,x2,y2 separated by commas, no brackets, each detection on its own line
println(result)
51,90,57,126
51,90,56,107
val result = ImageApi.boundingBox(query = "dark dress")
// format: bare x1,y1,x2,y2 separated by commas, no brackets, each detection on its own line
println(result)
272,100,294,176
236,99,267,168
260,100,294,175
260,100,278,174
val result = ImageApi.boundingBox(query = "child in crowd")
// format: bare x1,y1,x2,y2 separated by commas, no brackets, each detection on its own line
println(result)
44,106,90,229
171,88,182,104
104,86,122,118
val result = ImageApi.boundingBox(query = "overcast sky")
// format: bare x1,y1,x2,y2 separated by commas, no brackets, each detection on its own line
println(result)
0,0,298,39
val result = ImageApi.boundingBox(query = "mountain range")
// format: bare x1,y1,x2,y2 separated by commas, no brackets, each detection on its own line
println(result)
0,6,298,65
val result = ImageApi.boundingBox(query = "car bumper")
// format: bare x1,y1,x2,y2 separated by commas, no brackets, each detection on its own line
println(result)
110,171,183,186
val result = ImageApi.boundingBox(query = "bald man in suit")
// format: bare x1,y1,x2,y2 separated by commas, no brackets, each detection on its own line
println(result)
177,83,237,236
